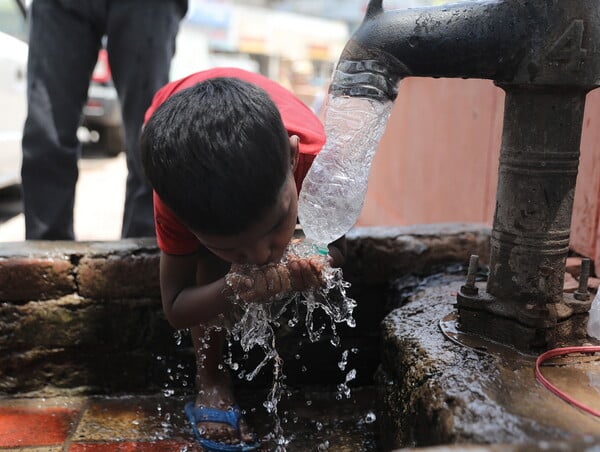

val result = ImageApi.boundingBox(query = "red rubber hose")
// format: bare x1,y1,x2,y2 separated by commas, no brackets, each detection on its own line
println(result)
535,346,600,417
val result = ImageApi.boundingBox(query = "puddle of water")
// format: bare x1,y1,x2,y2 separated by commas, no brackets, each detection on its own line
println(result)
538,354,600,413
439,311,536,358
440,310,600,434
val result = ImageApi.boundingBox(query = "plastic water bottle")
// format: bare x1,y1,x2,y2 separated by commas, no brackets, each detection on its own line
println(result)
298,94,394,250
588,290,600,340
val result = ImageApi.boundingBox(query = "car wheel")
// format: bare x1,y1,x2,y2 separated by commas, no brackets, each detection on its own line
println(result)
100,125,124,157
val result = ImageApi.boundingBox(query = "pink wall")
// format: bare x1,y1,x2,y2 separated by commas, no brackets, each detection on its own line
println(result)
357,77,600,267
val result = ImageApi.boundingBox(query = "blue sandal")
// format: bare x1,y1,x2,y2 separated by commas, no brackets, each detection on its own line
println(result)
184,402,260,451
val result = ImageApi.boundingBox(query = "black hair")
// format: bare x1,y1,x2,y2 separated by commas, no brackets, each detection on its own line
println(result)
140,77,290,235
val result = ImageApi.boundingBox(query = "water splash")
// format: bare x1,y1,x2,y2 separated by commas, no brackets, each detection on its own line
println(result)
364,411,377,424
336,369,357,400
222,239,357,450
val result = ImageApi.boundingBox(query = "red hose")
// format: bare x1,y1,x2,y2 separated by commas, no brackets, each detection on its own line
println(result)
535,346,600,417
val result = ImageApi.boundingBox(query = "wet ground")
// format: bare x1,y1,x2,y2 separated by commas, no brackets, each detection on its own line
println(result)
0,386,380,451
379,273,600,449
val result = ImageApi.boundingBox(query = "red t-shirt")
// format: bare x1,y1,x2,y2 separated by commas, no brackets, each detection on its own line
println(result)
144,68,326,255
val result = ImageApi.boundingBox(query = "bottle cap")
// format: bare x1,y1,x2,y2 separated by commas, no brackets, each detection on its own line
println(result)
313,243,329,256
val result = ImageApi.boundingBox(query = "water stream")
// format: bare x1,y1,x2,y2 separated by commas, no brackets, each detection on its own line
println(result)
211,239,359,450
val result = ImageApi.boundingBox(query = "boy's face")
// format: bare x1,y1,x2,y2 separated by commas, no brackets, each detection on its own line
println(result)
192,137,300,266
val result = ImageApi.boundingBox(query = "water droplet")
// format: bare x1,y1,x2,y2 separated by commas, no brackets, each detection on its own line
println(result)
364,411,377,424
263,400,275,413
338,349,349,371
173,330,183,346
317,441,330,451
345,369,357,382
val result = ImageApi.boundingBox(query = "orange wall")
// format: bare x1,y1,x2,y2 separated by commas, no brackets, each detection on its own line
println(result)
357,77,600,265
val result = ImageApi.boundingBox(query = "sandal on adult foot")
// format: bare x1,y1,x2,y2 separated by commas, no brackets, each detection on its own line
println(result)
184,402,260,451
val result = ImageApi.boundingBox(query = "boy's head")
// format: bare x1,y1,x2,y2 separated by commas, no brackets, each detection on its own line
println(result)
141,76,300,265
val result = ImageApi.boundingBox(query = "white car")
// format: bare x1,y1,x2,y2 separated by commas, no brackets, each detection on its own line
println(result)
0,0,27,189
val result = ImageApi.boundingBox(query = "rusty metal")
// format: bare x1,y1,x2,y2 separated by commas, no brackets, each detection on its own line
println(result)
334,0,600,351
575,258,591,301
461,255,479,296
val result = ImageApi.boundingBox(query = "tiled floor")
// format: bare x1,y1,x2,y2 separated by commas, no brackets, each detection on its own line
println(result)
0,395,200,451
0,388,380,451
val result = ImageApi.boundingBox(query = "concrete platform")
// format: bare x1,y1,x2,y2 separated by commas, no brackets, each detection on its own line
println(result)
378,274,600,450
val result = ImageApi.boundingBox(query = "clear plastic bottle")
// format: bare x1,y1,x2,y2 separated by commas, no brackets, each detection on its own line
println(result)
588,290,600,340
298,94,394,248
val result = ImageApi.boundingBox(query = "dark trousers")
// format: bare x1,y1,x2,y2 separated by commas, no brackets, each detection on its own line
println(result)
22,0,186,239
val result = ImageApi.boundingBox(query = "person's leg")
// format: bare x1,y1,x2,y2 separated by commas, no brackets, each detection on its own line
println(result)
106,0,186,238
190,325,255,444
22,0,102,239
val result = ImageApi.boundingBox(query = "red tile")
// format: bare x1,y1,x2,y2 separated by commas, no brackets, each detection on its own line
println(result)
0,406,78,447
69,440,201,451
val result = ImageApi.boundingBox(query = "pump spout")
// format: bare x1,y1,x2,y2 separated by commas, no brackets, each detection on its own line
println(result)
331,0,600,101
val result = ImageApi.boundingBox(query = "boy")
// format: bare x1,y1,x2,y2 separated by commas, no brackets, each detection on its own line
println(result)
140,68,346,449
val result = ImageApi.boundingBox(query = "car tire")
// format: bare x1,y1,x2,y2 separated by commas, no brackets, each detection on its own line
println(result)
100,125,124,157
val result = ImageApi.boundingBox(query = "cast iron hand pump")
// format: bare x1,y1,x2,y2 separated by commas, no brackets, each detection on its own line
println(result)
330,0,600,351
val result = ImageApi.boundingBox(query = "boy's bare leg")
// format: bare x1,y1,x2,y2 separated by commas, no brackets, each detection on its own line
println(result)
190,325,255,444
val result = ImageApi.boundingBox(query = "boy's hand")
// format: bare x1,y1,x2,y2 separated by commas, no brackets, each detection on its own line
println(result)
226,255,328,303
286,256,326,293
226,263,292,303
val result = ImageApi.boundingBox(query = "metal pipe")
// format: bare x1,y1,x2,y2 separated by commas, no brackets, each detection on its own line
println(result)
331,0,600,99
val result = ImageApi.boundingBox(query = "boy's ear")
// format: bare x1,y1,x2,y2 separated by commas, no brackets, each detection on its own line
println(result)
289,135,300,171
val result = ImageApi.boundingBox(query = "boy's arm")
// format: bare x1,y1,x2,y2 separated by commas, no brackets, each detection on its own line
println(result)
159,251,231,330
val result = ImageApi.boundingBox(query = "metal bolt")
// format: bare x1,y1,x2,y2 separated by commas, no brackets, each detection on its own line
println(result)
574,258,591,301
461,254,479,296
466,255,479,287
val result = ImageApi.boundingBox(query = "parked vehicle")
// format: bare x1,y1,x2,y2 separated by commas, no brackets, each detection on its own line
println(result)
81,47,125,156
0,0,28,189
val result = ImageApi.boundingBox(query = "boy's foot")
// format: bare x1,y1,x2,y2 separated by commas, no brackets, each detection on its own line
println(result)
190,381,256,446
184,402,259,451
188,403,256,445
